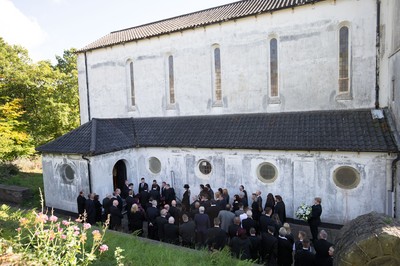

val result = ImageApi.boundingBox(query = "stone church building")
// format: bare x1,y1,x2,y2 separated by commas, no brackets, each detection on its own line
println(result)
37,0,400,225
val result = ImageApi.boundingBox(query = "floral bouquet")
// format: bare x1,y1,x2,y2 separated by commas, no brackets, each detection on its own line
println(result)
295,203,312,221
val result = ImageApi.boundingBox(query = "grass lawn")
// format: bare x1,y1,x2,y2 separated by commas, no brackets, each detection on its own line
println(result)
0,172,44,208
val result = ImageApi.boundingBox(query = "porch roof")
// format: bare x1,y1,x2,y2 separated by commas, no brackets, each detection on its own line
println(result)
36,109,398,156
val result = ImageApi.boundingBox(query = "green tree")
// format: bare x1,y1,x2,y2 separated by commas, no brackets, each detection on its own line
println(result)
0,38,80,159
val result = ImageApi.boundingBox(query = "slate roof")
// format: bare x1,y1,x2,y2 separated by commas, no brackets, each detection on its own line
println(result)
78,0,325,52
36,109,398,156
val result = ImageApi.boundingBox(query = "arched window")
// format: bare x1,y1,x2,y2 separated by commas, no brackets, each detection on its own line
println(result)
168,55,175,104
339,26,349,93
129,61,135,106
270,38,278,97
213,46,222,103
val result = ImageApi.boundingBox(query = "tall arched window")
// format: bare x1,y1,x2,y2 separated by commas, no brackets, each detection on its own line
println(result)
129,61,135,106
270,38,278,97
213,47,222,102
168,55,175,104
339,26,349,93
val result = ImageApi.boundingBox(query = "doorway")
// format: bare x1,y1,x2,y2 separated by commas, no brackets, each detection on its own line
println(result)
112,160,127,191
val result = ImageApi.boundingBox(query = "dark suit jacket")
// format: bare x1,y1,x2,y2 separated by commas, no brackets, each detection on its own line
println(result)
274,201,286,223
277,237,293,266
230,237,252,260
85,199,96,224
228,223,240,239
206,204,221,226
194,213,210,234
242,217,256,235
139,182,148,193
155,216,168,241
125,196,135,213
149,189,160,203
207,227,227,250
249,235,261,261
259,214,275,233
260,232,278,265
309,204,322,226
77,195,86,215
109,205,123,228
179,220,196,244
314,239,333,265
164,223,179,244
294,249,316,266
146,206,159,225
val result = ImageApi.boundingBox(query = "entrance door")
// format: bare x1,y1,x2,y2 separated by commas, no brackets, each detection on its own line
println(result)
112,160,127,191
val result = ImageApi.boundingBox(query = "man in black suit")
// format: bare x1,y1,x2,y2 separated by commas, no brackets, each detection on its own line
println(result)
149,184,160,204
259,207,276,234
164,183,176,205
206,201,221,227
260,226,278,265
121,180,130,199
294,239,316,266
138,184,150,211
138,177,148,193
228,216,241,240
76,191,86,218
194,206,210,248
125,190,135,229
308,197,322,244
155,209,168,241
179,214,196,248
169,200,180,225
109,200,123,231
277,227,293,266
249,227,261,262
102,194,112,222
114,188,123,212
206,217,227,251
314,230,333,266
242,210,256,235
164,216,179,245
146,200,159,240
85,193,96,225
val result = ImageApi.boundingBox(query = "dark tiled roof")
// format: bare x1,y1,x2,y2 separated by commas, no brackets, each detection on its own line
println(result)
78,0,325,52
36,109,398,155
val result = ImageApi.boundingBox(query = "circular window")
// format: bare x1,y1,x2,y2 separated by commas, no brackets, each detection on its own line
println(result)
149,157,161,174
198,160,212,175
61,164,75,182
257,162,278,183
333,166,360,189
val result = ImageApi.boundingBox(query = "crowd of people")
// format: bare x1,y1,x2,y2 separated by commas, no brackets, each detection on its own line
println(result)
77,178,333,266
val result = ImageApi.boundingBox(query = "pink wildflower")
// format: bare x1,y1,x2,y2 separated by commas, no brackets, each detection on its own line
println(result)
61,234,67,239
62,220,70,226
73,226,80,231
16,227,21,232
83,223,91,230
35,213,49,224
49,215,58,222
74,231,80,236
99,244,108,253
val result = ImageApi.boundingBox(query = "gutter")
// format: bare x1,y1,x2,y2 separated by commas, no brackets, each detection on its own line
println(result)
84,52,91,120
375,0,381,109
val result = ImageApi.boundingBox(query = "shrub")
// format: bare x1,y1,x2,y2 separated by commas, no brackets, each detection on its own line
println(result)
0,163,19,178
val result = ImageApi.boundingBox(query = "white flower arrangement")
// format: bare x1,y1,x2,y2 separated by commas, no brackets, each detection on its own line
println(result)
295,203,312,221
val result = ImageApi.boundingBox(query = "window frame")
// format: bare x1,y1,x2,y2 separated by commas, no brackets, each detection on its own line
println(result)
211,44,223,107
337,23,352,100
256,162,278,183
126,59,136,111
333,166,360,189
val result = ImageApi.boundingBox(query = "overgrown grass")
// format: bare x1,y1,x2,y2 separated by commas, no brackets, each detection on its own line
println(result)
0,172,44,208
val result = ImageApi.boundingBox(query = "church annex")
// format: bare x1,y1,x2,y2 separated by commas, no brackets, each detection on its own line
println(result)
37,0,400,224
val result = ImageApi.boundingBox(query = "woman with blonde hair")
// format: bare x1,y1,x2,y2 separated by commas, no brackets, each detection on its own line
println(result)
222,188,230,204
283,222,294,245
129,203,144,236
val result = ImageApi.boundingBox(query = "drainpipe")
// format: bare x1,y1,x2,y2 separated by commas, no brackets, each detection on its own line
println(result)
84,52,91,120
392,153,400,218
375,0,381,109
82,155,92,194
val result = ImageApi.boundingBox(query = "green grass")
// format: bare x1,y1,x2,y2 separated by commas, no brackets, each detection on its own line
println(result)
92,230,252,266
0,172,44,208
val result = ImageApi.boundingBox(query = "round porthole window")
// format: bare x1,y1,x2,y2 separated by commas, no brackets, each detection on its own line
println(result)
198,160,212,175
61,164,75,182
333,166,360,189
257,162,278,183
149,157,161,174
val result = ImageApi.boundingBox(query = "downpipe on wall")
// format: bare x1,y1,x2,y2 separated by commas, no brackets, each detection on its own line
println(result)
392,153,400,218
375,0,381,109
82,156,92,194
84,52,91,121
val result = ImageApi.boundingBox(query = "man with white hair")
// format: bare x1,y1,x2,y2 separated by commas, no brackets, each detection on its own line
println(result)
194,206,210,248
146,200,159,240
314,230,333,266
277,227,293,265
242,210,256,235
164,216,179,245
109,199,123,231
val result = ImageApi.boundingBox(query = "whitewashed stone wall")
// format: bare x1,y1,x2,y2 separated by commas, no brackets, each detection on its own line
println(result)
78,0,377,123
43,148,395,224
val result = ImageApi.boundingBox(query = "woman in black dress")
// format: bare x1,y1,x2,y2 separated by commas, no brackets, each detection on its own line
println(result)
182,184,190,212
274,195,286,223
129,203,145,236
